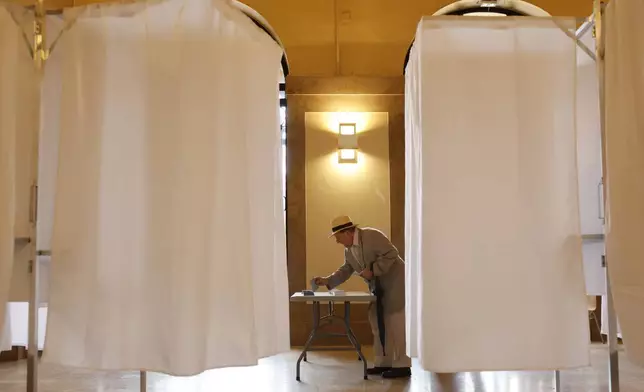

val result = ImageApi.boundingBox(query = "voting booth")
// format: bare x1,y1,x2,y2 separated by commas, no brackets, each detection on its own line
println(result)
1,0,290,388
404,14,589,372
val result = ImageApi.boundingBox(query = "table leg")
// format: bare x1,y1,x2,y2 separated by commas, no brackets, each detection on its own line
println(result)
342,306,362,361
348,328,362,361
296,302,320,381
347,328,362,361
343,302,368,380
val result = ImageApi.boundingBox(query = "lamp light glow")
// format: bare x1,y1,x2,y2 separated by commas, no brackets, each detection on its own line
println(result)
338,149,358,164
339,123,357,135
337,122,358,164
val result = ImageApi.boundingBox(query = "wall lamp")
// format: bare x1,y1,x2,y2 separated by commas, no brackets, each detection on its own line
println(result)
338,123,358,164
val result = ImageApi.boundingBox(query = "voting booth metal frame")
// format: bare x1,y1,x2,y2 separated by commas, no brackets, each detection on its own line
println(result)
2,0,621,391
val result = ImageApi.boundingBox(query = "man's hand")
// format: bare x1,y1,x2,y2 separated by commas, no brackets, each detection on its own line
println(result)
359,269,374,280
313,277,329,286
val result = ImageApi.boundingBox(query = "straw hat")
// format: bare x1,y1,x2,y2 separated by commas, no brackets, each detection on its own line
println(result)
329,215,358,237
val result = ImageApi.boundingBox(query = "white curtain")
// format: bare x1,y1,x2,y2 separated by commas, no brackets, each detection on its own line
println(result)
404,43,422,360
604,0,644,368
404,16,589,372
575,29,607,297
33,16,66,310
42,0,289,376
600,293,622,339
7,302,47,349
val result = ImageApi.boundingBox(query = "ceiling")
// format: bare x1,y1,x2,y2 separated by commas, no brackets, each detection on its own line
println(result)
13,0,595,76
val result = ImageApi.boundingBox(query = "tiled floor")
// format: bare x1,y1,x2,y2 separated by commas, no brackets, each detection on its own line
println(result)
1,345,643,391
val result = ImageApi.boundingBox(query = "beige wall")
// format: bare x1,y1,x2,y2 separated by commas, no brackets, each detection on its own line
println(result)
305,111,390,292
286,77,403,345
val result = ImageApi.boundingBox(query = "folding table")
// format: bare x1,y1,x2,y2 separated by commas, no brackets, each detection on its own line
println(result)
290,291,376,381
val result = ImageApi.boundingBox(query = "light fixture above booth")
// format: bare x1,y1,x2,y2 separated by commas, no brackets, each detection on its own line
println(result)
403,0,551,74
338,123,358,164
432,0,550,17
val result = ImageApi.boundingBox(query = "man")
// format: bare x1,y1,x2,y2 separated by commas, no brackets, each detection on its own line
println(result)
313,215,411,379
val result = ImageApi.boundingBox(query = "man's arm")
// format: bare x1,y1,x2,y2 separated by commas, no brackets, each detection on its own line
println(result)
325,261,354,289
367,230,399,277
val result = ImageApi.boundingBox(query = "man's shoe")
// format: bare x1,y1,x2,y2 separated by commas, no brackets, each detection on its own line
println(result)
382,367,411,379
367,366,391,375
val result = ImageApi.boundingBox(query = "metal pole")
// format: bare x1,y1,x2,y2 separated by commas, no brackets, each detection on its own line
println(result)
27,0,47,391
140,371,147,392
593,0,620,391
606,268,620,392
26,255,40,392
555,370,561,392
576,16,594,39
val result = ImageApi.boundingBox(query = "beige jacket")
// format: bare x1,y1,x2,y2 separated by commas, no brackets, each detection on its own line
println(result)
326,227,405,313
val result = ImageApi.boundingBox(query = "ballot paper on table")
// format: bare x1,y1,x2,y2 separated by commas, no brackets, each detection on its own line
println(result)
330,289,345,296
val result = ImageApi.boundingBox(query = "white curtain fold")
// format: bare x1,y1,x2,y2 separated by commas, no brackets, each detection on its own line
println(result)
603,0,644,368
34,16,66,306
575,29,607,297
42,0,289,375
404,16,589,372
404,43,422,360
